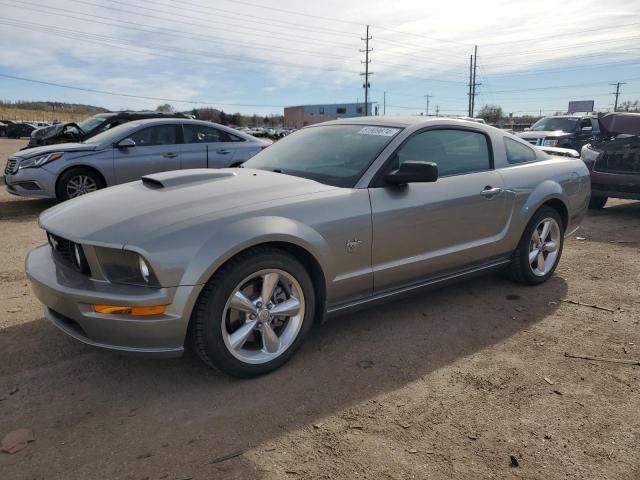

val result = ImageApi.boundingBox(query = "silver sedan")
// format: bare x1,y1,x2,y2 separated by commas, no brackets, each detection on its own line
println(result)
4,118,271,200
25,117,590,377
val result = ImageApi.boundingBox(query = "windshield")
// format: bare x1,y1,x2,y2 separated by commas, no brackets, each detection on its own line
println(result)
243,124,402,187
82,122,142,145
77,116,108,134
530,117,579,132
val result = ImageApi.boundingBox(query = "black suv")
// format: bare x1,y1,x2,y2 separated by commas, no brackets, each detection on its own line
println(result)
517,114,599,151
26,111,190,149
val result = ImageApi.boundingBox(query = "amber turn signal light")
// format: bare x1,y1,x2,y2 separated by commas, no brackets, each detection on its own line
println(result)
93,305,166,316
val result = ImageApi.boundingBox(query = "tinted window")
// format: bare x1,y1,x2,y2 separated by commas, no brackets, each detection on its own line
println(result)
183,124,244,143
396,129,490,176
130,125,176,146
336,107,346,114
244,124,401,187
504,137,537,164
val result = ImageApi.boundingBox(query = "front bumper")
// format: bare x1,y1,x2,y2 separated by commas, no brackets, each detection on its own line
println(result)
26,244,200,357
4,166,58,199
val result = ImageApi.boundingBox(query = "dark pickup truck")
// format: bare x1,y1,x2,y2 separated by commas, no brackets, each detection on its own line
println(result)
580,112,640,208
518,114,599,151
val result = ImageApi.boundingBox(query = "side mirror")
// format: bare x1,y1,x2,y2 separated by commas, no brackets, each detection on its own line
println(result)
383,160,438,185
115,138,136,149
581,126,593,133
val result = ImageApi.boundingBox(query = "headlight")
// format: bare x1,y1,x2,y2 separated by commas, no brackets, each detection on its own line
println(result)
18,152,63,170
581,144,600,163
94,247,159,287
542,139,558,147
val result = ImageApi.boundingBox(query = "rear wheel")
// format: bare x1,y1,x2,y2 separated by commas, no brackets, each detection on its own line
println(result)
56,168,104,201
190,248,315,377
588,196,608,209
508,206,564,285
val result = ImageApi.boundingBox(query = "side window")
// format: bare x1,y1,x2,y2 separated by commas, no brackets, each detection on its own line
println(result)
129,125,176,146
579,118,591,131
590,118,600,133
183,125,243,143
504,137,537,164
396,129,491,176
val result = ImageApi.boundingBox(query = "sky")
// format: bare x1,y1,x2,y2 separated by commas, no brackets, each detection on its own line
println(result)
0,0,639,117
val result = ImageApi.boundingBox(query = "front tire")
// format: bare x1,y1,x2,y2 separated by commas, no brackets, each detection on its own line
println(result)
588,196,607,209
190,247,316,377
56,168,104,201
508,206,564,285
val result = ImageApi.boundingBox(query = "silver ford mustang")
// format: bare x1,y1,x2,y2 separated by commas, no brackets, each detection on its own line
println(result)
25,117,591,377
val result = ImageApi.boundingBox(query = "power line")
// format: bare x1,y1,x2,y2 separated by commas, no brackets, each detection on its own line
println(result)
0,19,363,74
3,0,358,50
0,73,288,108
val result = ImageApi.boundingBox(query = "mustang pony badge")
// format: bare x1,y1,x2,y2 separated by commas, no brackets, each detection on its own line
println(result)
346,239,363,253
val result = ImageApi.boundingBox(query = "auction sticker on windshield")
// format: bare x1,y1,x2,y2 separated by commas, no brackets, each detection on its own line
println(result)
358,126,400,136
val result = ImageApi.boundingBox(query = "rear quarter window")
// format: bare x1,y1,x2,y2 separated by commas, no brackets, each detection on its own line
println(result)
504,137,537,164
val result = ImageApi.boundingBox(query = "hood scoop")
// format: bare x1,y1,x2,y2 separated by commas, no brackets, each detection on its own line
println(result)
142,169,236,189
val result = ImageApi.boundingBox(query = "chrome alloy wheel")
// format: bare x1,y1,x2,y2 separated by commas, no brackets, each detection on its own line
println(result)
529,217,561,277
66,174,98,198
221,269,305,364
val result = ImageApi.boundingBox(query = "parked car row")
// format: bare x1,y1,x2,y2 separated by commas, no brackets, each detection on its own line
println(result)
4,118,271,200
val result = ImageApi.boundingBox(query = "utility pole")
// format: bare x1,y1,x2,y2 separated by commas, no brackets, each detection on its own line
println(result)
360,25,373,116
435,105,440,116
424,94,432,116
468,55,473,116
470,45,481,117
610,82,626,112
383,91,386,115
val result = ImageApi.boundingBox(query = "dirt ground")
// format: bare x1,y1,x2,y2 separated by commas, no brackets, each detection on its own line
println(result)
0,137,638,479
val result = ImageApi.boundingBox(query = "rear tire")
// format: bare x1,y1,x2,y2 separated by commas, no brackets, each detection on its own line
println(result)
56,168,104,201
588,196,607,210
508,206,564,285
190,247,316,378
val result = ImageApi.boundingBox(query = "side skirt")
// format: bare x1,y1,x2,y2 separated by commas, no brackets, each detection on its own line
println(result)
325,258,511,319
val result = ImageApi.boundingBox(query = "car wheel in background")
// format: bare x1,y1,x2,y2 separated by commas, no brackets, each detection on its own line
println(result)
190,247,316,377
588,196,608,209
56,168,104,201
508,206,564,285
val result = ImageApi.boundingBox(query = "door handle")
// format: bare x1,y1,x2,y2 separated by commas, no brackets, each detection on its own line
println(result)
216,149,231,154
480,186,502,198
163,152,178,158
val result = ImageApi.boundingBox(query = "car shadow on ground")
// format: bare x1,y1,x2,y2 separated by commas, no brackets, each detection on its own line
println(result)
0,195,56,219
0,273,568,478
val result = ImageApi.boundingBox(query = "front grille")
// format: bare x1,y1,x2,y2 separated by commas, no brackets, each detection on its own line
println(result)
595,151,640,175
4,157,18,175
47,233,90,274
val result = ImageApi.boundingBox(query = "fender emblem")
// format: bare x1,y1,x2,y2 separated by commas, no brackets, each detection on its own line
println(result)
346,239,362,253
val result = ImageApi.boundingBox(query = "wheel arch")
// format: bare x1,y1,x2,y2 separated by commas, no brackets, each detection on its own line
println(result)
55,164,107,196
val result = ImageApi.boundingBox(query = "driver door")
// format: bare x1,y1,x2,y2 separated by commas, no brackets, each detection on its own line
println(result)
369,127,509,293
114,124,181,183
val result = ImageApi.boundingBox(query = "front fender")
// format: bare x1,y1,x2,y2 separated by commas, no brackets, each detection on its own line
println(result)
182,215,331,287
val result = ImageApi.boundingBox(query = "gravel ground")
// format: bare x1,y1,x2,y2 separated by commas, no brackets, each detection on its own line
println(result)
0,138,639,479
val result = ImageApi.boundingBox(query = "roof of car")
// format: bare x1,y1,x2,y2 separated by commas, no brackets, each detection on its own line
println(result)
316,116,488,128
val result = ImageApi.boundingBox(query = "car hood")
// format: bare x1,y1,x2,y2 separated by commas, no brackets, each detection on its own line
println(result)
518,130,570,139
31,123,69,139
13,142,99,159
39,168,338,247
